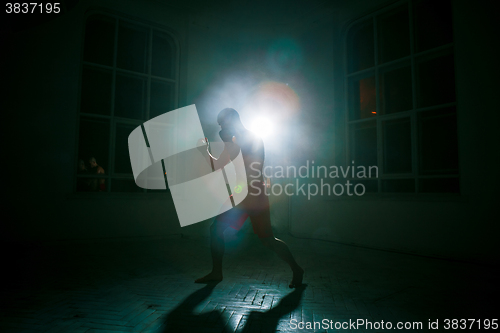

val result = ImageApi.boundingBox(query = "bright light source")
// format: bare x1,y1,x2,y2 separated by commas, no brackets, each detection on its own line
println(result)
249,117,274,139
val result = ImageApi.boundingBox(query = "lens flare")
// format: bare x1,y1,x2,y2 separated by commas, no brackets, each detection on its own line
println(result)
248,117,274,138
242,81,300,121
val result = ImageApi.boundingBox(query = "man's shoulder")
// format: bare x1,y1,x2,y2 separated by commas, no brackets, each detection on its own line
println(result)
242,129,261,140
240,131,264,153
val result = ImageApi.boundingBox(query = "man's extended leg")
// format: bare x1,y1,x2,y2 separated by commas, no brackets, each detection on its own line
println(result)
260,237,304,288
195,219,228,283
249,203,304,288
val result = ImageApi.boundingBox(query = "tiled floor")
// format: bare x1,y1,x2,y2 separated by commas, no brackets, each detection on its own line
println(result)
1,231,498,332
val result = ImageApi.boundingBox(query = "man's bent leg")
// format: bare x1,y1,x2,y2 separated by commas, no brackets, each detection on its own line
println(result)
248,203,304,288
260,237,304,288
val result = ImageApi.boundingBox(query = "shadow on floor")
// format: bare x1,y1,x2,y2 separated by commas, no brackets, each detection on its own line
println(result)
158,283,307,333
239,284,307,333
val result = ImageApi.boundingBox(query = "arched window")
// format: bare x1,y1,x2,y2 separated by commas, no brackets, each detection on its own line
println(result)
76,13,179,192
345,0,458,194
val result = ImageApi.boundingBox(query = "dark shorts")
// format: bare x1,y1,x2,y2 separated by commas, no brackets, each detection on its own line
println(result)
214,182,273,238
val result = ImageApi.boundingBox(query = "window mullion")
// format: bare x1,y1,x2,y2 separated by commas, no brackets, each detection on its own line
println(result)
175,35,179,109
411,111,417,190
146,28,152,121
111,19,119,118
409,0,419,192
344,41,350,169
144,28,153,192
373,16,383,193
106,19,120,192
374,15,380,117
109,118,116,180
377,118,383,193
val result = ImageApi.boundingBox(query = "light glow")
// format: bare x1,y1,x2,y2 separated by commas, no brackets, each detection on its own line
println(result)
248,117,274,139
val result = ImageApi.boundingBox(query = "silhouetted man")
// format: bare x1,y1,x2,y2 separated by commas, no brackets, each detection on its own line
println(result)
195,108,304,288
88,157,105,191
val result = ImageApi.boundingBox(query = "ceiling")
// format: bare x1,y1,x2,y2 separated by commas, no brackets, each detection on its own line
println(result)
153,0,334,26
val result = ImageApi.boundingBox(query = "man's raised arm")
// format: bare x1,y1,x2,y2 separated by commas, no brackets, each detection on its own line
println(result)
196,138,238,171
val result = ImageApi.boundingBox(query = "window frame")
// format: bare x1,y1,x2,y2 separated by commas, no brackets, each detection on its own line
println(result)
342,0,460,195
74,10,180,193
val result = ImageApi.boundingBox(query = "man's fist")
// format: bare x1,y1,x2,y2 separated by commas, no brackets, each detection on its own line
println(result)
197,137,208,147
197,138,210,156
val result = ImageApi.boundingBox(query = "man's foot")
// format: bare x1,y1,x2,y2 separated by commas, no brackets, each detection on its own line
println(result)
289,267,304,288
195,272,223,283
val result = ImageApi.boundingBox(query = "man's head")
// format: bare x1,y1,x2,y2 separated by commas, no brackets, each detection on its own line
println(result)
89,157,97,167
217,108,245,142
217,108,244,130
